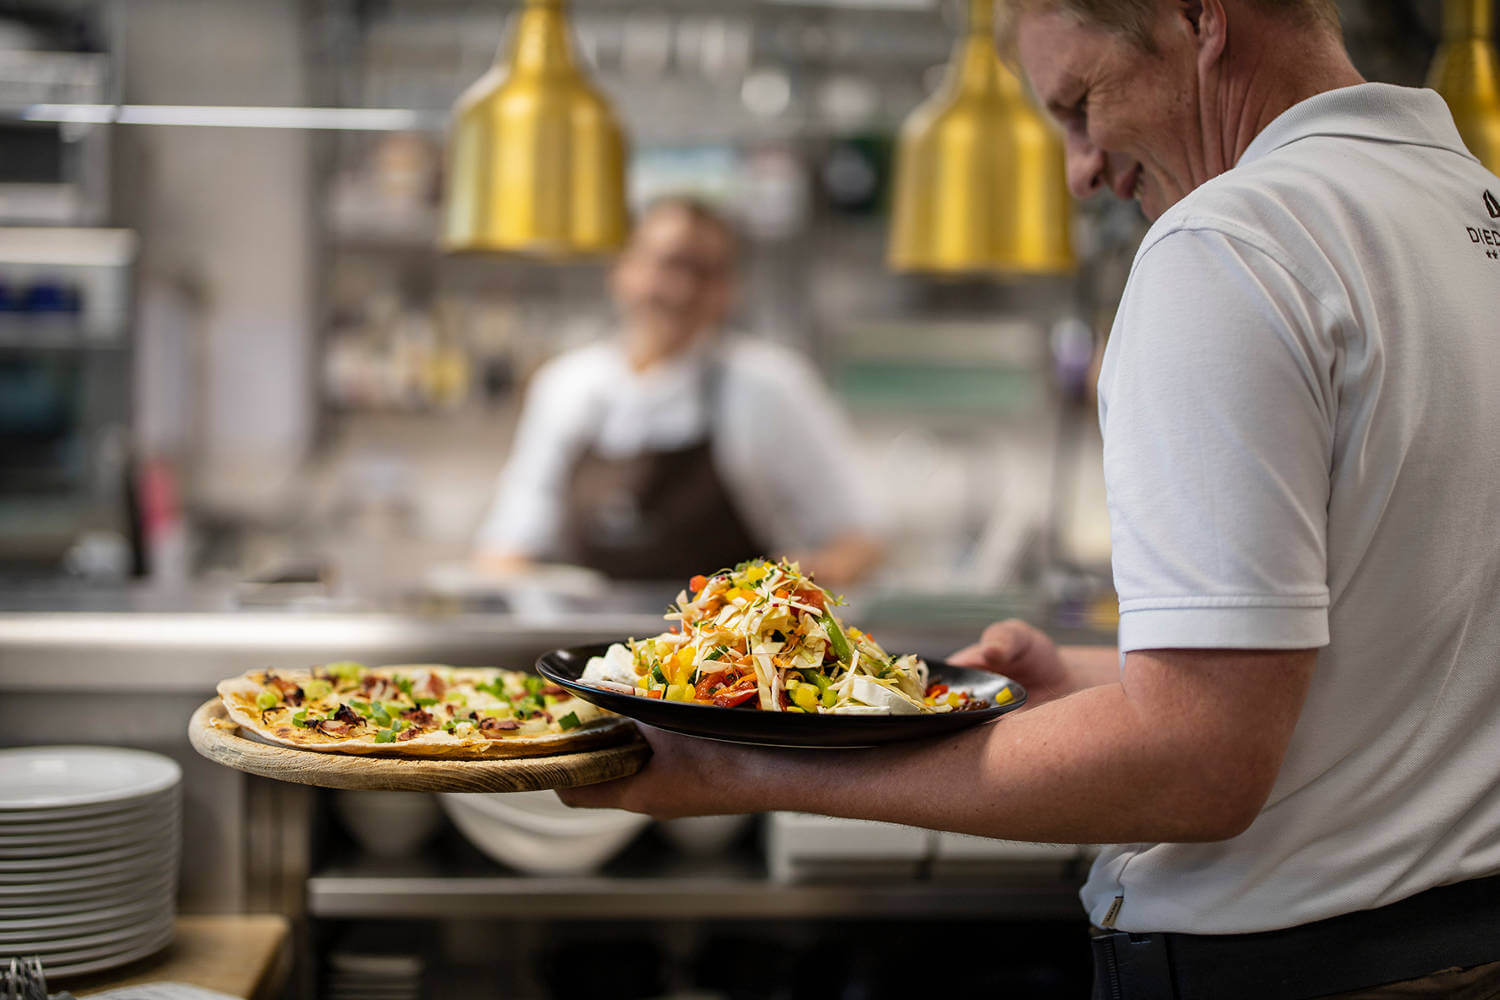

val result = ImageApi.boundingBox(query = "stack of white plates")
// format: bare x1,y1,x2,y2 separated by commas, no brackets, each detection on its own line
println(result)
0,746,182,978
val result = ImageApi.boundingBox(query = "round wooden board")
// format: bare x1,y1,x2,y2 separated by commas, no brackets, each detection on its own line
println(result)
187,699,650,792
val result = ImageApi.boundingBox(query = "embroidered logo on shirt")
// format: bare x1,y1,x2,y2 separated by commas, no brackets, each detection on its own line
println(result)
1472,193,1500,260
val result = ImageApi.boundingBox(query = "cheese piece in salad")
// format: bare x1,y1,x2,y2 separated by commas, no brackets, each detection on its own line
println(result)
581,559,985,715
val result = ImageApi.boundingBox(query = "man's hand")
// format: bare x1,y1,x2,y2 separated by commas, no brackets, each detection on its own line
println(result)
948,619,1119,707
557,725,768,819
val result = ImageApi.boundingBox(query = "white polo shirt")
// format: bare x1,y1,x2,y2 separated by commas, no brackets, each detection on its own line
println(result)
475,336,880,559
1085,84,1500,934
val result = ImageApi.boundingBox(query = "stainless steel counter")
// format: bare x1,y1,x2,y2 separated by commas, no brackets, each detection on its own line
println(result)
0,580,1112,693
308,855,1084,922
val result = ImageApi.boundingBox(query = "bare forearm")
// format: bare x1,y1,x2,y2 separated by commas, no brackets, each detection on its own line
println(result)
727,683,1250,844
563,650,1313,845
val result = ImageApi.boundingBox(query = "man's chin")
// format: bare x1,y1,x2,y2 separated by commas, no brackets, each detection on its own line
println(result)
627,321,700,358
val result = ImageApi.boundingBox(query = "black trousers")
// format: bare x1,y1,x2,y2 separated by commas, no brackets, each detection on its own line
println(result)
1090,873,1500,1000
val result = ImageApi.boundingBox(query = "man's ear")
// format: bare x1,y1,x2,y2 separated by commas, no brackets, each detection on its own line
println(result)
1188,0,1228,68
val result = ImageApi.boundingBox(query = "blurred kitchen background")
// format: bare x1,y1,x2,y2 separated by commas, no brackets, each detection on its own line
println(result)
0,1,1492,997
0,0,1463,602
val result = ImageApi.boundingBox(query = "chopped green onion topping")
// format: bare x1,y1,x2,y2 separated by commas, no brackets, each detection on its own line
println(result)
325,661,366,682
557,711,581,731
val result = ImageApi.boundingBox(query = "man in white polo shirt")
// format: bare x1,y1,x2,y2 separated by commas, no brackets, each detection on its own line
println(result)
562,1,1500,994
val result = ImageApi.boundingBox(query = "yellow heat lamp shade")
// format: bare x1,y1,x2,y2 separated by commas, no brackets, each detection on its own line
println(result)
888,0,1074,275
1428,0,1500,173
443,0,628,256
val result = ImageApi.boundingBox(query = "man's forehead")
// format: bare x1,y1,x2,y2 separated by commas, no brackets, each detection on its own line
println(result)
629,206,732,260
1014,11,1087,96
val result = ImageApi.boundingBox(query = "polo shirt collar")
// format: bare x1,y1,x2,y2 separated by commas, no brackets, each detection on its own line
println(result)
1237,83,1474,169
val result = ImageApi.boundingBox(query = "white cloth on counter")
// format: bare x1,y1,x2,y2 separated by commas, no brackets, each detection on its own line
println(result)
475,334,881,558
1086,83,1500,934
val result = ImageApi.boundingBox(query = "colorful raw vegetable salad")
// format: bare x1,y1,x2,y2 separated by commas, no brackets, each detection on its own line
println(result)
581,559,995,715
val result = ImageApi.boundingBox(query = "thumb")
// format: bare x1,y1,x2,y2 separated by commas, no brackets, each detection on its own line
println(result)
946,642,1012,674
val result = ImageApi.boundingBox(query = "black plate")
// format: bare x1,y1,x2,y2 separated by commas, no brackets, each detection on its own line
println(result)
537,641,1027,749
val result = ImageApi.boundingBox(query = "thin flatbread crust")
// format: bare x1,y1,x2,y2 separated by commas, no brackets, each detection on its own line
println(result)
218,664,631,760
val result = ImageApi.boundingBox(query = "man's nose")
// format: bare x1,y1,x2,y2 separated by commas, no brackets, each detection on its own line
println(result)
657,267,698,306
1066,139,1106,200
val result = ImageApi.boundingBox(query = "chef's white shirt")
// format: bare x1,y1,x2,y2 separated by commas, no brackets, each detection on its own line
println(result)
1084,84,1500,934
475,335,880,559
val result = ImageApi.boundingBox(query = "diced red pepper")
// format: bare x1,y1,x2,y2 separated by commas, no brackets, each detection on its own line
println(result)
925,683,949,698
795,588,826,612
711,680,762,710
712,686,758,708
689,574,708,594
645,689,663,699
695,671,728,699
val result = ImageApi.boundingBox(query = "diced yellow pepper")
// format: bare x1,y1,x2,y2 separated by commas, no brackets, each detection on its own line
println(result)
670,648,696,686
665,683,693,702
995,688,1015,706
791,684,819,711
946,692,963,707
636,675,651,690
743,563,767,583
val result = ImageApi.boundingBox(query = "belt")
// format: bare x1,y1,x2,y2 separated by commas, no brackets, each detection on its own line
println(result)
1090,871,1500,1000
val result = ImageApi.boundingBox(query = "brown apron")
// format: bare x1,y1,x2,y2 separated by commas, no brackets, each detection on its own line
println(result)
560,361,768,580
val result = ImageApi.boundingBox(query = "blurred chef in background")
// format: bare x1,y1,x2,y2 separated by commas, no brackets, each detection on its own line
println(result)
474,196,882,587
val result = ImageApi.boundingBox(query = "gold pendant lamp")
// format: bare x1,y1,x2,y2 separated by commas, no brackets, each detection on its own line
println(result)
887,0,1074,275
1427,0,1500,172
442,0,628,256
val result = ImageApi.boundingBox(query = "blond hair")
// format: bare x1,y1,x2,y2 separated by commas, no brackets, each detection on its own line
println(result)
1004,0,1341,51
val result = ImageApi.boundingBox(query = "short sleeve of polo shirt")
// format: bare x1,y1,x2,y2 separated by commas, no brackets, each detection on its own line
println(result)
1099,224,1338,652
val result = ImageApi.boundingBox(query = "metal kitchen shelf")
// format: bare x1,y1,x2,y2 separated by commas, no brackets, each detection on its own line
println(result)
306,833,1086,922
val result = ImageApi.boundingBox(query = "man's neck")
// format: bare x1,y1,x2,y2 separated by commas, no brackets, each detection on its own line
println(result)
622,326,703,374
1212,29,1366,170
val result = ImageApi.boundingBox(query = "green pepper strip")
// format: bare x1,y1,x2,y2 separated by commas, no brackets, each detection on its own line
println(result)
821,613,852,664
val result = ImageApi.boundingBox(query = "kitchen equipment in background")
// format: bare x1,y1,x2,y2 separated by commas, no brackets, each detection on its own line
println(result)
887,0,1074,274
768,812,1083,882
930,831,1083,879
0,229,136,577
442,0,628,257
333,791,443,859
439,790,649,874
324,952,423,1000
1428,0,1500,171
768,812,929,881
657,815,753,857
0,746,181,978
0,42,112,227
